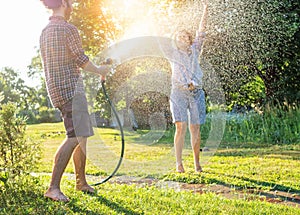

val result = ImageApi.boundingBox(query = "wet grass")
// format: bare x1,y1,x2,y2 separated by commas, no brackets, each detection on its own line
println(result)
3,121,296,214
1,174,299,215
25,122,300,192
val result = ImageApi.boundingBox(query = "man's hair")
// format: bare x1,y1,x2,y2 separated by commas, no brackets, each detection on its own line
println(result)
40,0,63,9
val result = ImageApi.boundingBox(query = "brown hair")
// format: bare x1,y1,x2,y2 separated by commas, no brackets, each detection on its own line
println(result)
177,30,193,45
40,0,62,9
173,29,193,49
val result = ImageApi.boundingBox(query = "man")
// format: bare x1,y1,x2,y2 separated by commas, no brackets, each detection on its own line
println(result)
40,0,111,202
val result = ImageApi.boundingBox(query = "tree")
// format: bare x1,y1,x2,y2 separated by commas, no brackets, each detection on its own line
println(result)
0,67,38,111
27,50,51,108
202,0,300,105
71,0,116,56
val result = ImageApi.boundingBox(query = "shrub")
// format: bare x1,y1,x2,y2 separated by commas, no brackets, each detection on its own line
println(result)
35,106,61,123
0,103,41,183
222,103,300,145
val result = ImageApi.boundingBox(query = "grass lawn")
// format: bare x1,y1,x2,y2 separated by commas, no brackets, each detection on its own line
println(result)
1,122,299,214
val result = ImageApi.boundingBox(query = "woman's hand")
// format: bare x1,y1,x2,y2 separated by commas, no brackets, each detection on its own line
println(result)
201,0,208,7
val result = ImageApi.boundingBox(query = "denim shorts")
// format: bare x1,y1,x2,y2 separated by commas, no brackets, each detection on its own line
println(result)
170,88,206,124
58,94,94,138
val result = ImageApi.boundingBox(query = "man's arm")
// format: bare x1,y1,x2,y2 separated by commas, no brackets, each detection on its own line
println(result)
82,60,111,79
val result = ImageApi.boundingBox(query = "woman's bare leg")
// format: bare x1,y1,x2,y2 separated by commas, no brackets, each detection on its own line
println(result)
174,122,187,173
189,124,202,172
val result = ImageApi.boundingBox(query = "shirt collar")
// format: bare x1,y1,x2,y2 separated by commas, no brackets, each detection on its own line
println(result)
49,16,66,22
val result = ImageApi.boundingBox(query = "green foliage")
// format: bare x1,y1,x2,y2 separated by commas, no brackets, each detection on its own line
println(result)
0,64,60,124
0,67,54,124
71,0,116,56
204,0,300,104
35,106,61,123
158,104,300,145
0,103,41,180
0,67,37,110
228,75,266,110
27,49,44,80
222,104,300,144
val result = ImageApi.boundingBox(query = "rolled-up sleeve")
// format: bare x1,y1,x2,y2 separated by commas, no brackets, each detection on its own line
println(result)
67,26,89,67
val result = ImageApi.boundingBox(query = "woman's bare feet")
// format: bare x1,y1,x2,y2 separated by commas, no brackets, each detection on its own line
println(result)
176,163,185,173
195,163,203,173
44,188,69,202
76,184,95,194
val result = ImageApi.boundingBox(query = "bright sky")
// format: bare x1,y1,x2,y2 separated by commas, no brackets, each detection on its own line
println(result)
0,0,49,85
0,0,148,86
0,0,159,86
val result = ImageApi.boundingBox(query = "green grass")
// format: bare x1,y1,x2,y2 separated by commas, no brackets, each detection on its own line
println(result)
1,117,298,214
1,175,299,215
164,148,300,192
25,122,300,192
25,123,175,176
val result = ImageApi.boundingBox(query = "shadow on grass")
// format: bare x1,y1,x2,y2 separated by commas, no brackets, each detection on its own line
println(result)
42,193,141,215
213,147,300,160
214,173,300,205
197,172,300,203
231,174,300,193
165,170,300,201
168,170,300,205
96,194,140,215
200,171,300,193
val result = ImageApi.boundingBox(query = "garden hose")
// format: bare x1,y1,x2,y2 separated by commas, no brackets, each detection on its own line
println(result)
90,75,125,186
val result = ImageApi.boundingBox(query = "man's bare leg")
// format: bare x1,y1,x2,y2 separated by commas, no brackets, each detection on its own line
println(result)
174,122,187,173
44,137,79,202
189,124,202,172
73,137,94,193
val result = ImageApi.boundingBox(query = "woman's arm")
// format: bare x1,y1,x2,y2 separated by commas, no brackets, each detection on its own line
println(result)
194,0,208,52
198,0,208,33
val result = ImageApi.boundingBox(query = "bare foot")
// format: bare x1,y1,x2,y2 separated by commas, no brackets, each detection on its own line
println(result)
176,163,185,173
44,188,69,202
195,164,203,173
76,184,95,194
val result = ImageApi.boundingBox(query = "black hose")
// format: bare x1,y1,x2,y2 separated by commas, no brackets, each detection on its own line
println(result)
90,80,125,186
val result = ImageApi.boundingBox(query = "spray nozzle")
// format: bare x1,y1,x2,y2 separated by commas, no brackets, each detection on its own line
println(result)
104,58,113,65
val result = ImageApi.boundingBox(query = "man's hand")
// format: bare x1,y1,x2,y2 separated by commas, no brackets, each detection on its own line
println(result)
98,65,111,81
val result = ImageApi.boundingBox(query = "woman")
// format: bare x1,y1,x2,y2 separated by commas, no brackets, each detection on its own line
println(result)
170,0,208,173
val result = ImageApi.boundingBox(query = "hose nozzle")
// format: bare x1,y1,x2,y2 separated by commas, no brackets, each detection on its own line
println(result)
104,58,113,65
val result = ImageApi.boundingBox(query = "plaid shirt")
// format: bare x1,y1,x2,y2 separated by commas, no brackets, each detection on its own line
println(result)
40,16,89,108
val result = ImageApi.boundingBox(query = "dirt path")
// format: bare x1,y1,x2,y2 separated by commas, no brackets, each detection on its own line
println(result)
33,173,300,208
108,175,300,208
